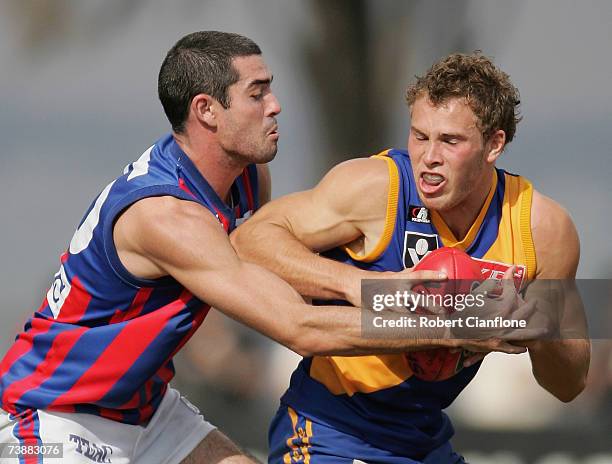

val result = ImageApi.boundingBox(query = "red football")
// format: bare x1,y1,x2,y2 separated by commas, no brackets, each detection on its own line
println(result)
406,247,483,381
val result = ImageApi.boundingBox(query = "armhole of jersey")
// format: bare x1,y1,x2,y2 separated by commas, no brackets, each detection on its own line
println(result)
102,185,203,288
519,177,537,280
342,153,399,263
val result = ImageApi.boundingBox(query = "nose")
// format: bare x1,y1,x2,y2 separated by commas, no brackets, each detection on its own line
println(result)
266,92,281,116
422,140,443,167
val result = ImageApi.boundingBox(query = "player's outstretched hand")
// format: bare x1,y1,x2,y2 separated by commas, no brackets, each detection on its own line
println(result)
456,339,527,355
454,338,527,368
450,266,545,340
395,267,448,285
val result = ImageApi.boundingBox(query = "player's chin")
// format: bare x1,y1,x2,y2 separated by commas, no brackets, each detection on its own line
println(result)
420,193,453,212
256,143,278,163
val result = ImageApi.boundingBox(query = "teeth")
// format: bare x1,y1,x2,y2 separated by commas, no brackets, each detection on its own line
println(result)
423,173,444,185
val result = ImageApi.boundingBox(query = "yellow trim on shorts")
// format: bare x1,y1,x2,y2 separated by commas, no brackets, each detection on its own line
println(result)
342,150,399,262
283,407,313,463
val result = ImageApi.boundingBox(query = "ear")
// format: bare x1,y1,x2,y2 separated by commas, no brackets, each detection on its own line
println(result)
485,129,506,163
190,94,218,128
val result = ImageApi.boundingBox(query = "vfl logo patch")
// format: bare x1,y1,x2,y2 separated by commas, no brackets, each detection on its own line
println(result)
47,265,71,319
409,205,430,224
69,435,113,463
403,232,439,268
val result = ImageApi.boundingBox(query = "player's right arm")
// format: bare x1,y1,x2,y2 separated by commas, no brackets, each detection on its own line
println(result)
113,195,524,357
231,157,419,306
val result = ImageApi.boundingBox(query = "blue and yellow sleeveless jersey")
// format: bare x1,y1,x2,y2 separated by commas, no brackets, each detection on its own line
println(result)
0,134,259,425
277,148,536,459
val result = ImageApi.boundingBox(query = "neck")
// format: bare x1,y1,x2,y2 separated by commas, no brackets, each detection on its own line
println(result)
173,132,245,202
437,169,495,241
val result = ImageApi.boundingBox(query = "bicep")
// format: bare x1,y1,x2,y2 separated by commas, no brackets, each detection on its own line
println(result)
529,191,585,335
249,158,389,252
122,197,303,329
254,190,362,253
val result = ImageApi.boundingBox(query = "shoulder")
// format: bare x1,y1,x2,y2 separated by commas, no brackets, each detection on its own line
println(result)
117,196,221,252
126,195,216,229
531,189,580,278
114,195,230,278
321,155,390,185
315,156,391,211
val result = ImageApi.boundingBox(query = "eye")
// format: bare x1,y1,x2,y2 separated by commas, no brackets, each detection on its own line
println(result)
251,93,264,101
442,137,459,145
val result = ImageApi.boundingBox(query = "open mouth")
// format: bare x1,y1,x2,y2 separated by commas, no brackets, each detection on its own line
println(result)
419,172,446,194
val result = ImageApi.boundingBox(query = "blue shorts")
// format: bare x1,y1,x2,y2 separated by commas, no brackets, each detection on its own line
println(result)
268,406,466,464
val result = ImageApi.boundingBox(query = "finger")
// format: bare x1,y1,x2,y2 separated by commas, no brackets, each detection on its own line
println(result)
472,278,498,296
491,342,527,354
403,270,448,284
476,267,517,299
418,302,448,316
499,267,519,299
512,299,538,321
500,326,548,341
460,340,522,354
502,265,516,280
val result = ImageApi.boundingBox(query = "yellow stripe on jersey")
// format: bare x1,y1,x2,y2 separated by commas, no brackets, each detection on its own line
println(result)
342,150,399,263
483,173,537,280
430,170,498,251
310,354,413,396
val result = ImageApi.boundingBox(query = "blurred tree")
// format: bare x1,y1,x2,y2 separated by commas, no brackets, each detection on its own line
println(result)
302,0,373,166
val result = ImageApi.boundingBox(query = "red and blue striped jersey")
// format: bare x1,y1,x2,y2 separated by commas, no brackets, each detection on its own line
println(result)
0,134,259,425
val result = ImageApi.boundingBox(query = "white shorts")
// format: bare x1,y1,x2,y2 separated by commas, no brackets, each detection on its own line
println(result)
0,387,216,463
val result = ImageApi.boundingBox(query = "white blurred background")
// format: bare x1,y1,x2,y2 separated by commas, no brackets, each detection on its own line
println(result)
0,1,611,462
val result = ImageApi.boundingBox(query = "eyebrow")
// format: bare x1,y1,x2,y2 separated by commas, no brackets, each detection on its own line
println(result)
411,126,467,140
440,132,467,140
246,76,273,89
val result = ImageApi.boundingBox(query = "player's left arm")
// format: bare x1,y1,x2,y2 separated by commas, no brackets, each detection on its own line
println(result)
520,190,590,402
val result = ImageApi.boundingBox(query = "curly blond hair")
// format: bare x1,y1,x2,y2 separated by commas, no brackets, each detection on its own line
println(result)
406,52,522,143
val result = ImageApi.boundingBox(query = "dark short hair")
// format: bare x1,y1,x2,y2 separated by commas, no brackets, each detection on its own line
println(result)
406,52,521,144
158,31,261,133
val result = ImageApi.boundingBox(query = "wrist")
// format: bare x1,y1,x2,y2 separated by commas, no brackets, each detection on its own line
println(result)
345,268,370,306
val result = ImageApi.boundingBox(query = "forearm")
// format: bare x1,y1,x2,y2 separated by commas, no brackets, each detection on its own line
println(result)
195,259,448,356
525,339,590,402
232,222,367,304
293,304,457,356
